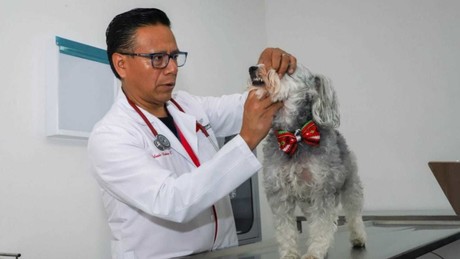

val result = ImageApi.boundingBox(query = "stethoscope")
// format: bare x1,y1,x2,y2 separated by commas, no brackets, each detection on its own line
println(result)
125,93,220,242
125,93,219,152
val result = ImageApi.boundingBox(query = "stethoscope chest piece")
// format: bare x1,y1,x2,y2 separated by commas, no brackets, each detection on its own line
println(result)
154,134,171,151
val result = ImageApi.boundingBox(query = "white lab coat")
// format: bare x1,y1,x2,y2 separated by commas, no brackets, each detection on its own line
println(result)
88,90,262,259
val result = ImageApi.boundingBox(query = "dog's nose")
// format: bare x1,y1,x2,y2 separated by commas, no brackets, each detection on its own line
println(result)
249,66,260,80
249,66,258,76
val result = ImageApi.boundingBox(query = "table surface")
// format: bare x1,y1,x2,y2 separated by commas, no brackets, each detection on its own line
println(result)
186,216,460,259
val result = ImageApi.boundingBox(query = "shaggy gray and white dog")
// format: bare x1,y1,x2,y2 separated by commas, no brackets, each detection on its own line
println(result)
248,64,367,259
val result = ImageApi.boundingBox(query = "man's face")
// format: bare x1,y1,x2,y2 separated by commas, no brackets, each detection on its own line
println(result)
121,24,179,112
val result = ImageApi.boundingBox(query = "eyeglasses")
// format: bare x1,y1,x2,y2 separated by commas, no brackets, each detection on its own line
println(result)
119,51,188,69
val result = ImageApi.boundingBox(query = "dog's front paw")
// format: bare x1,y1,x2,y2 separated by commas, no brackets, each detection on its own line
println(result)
348,218,367,248
351,237,366,248
350,226,367,248
301,255,320,259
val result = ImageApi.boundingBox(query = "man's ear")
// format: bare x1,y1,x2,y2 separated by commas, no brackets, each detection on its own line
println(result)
112,53,127,78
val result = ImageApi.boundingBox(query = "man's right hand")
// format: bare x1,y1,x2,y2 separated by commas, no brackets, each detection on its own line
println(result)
239,90,283,150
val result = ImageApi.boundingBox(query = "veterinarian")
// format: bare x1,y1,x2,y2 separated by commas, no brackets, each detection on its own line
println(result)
88,8,297,259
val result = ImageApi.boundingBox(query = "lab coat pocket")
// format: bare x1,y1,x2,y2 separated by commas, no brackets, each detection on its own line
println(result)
197,121,218,148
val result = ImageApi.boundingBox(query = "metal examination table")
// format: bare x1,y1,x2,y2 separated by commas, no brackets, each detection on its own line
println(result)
186,214,460,259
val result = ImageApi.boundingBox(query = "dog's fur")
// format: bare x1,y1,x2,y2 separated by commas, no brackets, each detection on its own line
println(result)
248,64,367,259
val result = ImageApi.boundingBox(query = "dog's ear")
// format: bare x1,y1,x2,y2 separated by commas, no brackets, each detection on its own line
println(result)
311,74,340,128
292,64,314,83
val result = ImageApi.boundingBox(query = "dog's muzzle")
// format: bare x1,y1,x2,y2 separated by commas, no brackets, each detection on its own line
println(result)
249,66,264,86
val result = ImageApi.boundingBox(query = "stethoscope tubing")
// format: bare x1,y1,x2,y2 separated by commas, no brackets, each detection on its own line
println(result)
126,94,219,152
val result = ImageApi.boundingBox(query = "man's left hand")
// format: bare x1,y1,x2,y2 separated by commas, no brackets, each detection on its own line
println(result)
257,47,297,78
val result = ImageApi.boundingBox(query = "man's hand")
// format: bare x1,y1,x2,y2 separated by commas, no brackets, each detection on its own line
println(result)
240,90,283,150
257,47,297,78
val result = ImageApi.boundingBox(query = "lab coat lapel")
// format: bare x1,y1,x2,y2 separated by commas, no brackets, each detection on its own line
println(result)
167,103,199,162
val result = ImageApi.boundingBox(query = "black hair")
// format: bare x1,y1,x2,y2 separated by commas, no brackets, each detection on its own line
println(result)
106,8,171,79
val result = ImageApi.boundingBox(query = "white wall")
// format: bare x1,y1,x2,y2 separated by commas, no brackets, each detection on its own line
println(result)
0,1,266,258
1,0,460,258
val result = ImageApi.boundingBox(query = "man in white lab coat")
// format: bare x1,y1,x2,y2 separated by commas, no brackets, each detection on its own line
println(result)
88,8,297,259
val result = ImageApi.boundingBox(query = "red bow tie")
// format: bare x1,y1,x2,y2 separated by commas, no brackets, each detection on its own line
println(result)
275,120,320,156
